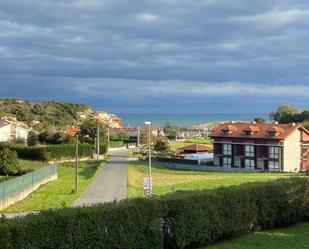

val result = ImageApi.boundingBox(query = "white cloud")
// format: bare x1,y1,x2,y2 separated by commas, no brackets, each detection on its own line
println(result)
133,12,160,22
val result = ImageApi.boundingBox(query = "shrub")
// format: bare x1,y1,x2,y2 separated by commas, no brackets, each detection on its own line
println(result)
0,178,308,249
0,199,166,249
163,178,309,249
0,143,108,161
0,147,19,176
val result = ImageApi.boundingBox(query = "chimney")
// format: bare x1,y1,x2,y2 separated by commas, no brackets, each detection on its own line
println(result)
273,121,278,125
252,121,256,124
290,122,296,127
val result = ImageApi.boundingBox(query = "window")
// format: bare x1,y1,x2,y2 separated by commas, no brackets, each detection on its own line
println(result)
245,159,255,170
223,144,232,155
245,145,255,157
269,161,280,171
223,157,232,168
269,147,280,159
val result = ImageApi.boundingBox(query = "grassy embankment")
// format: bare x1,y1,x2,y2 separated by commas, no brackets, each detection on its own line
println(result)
3,159,107,212
205,222,309,249
127,162,297,198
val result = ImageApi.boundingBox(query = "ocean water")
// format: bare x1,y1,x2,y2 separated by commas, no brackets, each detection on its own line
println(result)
119,113,269,128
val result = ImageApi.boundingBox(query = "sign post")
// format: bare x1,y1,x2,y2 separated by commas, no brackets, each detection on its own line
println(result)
144,177,152,197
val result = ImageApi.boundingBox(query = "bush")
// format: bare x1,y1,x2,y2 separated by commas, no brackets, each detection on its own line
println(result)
0,198,166,249
0,178,308,249
0,148,19,176
163,178,309,249
0,143,108,161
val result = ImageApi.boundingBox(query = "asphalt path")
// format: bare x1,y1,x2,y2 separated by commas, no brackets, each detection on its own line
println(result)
73,149,128,207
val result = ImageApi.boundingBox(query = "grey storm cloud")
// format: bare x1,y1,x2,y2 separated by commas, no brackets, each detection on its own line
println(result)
0,0,309,112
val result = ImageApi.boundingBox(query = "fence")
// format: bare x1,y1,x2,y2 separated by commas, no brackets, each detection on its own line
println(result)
0,165,57,211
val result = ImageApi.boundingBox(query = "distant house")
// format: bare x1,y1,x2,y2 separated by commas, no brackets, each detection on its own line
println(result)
64,128,81,136
210,122,309,172
177,144,212,158
94,112,123,128
0,119,29,142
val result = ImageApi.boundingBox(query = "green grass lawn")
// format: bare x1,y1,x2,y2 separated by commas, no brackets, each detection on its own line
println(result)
185,137,213,145
170,138,213,151
127,162,297,198
205,222,309,249
19,159,47,171
3,159,107,212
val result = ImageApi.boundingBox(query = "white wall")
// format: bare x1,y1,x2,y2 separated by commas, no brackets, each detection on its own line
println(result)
0,125,11,142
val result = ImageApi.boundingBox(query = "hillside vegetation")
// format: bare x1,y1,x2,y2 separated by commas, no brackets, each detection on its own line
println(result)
0,98,90,129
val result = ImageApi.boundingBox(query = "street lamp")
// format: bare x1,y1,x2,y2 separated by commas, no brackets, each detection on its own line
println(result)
145,121,152,196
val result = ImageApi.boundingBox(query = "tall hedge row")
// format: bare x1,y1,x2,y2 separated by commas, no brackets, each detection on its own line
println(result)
0,178,308,249
0,143,108,161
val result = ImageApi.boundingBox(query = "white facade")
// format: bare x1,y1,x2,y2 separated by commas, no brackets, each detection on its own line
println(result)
0,125,11,142
0,121,29,142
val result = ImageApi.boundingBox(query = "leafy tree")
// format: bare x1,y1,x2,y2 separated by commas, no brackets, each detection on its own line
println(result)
154,137,171,155
269,105,299,123
163,122,178,140
27,131,39,146
302,120,309,130
0,148,19,177
80,118,106,143
253,117,266,124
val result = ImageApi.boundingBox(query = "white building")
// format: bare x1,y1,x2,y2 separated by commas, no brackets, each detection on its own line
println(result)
0,120,29,143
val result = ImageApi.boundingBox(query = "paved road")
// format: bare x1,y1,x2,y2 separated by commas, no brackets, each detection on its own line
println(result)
73,149,129,207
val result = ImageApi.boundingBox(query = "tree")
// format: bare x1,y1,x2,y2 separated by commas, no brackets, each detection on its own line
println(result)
0,148,19,177
80,117,106,143
163,122,178,140
269,105,299,123
27,131,39,146
302,121,309,130
253,117,266,124
154,137,171,155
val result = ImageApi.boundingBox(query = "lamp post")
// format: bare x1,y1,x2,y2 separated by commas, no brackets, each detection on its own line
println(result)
145,121,152,196
75,133,79,193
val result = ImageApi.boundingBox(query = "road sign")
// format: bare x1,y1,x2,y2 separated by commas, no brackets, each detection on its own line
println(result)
144,177,152,197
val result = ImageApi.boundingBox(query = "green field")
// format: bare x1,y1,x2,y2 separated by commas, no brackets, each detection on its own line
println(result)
205,222,309,249
3,159,107,212
185,137,213,145
127,162,296,198
170,137,213,151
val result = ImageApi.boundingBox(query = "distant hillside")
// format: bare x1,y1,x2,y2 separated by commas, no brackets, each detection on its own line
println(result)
0,98,92,130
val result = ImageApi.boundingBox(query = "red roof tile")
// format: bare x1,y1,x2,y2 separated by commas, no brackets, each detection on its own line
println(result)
210,122,308,140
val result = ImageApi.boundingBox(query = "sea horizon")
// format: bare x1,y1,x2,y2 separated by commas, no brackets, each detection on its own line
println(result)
118,113,269,128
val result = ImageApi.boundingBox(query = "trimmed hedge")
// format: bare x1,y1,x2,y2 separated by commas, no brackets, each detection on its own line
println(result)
0,178,308,249
154,157,199,165
0,143,108,161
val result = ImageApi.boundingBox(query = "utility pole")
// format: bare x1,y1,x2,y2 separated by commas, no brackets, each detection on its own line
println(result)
107,128,110,152
75,133,79,192
137,126,140,148
97,125,100,161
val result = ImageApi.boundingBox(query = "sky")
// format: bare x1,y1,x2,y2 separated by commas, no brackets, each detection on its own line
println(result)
0,0,309,114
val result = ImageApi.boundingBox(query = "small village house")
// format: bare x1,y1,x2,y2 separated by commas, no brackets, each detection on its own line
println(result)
210,122,309,172
176,144,212,158
0,119,29,142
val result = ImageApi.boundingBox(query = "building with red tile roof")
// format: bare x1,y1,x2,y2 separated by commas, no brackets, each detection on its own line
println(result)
210,122,309,172
64,128,81,136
